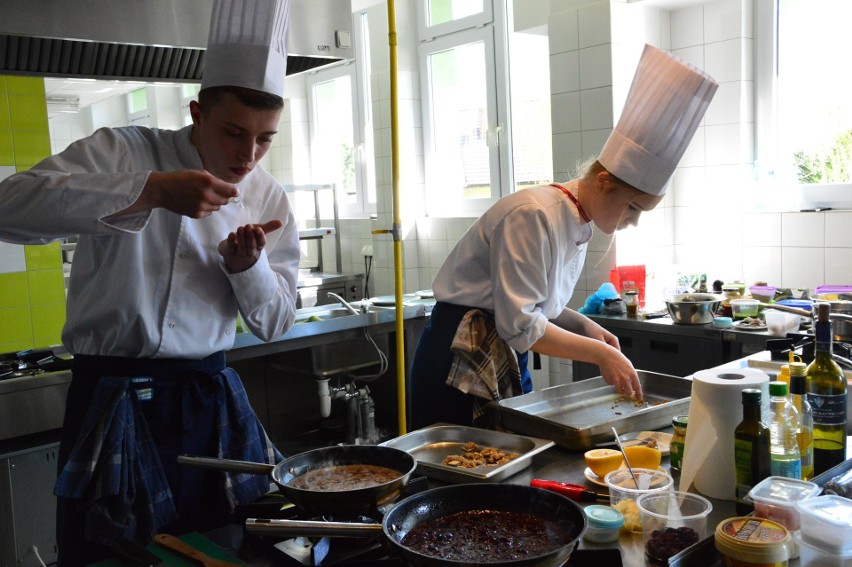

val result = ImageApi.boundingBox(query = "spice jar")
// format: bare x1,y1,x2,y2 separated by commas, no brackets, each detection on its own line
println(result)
625,290,639,317
670,415,688,471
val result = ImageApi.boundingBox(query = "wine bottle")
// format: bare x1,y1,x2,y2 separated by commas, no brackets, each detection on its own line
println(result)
806,302,847,475
734,388,771,514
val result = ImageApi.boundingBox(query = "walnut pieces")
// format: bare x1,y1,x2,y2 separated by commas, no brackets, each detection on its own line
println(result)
442,442,520,468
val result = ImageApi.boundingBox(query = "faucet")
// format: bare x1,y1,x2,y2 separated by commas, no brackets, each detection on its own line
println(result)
327,291,362,315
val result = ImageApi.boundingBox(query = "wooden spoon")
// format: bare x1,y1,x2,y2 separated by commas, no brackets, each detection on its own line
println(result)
153,533,241,567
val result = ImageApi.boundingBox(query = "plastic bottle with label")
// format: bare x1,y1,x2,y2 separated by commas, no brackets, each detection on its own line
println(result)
789,361,814,480
768,381,802,479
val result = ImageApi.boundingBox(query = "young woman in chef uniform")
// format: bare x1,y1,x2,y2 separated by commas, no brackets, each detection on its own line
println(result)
0,2,298,564
410,45,719,430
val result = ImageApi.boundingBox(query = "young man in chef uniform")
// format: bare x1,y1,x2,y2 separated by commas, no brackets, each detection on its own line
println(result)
0,1,297,564
410,45,719,429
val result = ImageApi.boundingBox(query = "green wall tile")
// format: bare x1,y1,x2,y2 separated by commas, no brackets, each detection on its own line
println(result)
0,95,10,131
12,130,50,166
0,307,33,344
30,303,65,346
5,76,44,96
27,269,65,304
0,130,13,164
9,95,48,132
0,339,35,353
24,243,62,270
0,76,6,94
0,272,29,308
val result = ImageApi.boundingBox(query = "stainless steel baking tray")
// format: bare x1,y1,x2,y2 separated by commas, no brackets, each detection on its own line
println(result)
380,424,554,483
488,371,692,450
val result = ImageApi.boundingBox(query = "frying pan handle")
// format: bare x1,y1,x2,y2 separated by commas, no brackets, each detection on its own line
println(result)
177,455,276,475
245,518,384,538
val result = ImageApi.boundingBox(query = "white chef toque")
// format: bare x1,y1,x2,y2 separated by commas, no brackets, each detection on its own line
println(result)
201,0,290,98
598,44,718,196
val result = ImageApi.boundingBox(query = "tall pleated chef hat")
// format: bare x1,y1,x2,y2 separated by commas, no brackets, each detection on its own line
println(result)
201,0,290,98
598,44,718,196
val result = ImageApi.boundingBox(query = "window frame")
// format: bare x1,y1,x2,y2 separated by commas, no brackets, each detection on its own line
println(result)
418,0,494,41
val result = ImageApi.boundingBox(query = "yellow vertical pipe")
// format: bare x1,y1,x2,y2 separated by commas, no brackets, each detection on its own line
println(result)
387,0,407,434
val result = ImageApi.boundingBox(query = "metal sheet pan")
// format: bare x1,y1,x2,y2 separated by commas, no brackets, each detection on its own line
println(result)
380,424,554,483
488,371,692,450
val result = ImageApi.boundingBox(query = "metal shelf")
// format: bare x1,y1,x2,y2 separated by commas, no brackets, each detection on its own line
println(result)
284,184,341,273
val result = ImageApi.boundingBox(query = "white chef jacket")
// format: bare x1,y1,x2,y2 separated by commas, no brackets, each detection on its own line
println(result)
432,183,593,353
0,126,299,359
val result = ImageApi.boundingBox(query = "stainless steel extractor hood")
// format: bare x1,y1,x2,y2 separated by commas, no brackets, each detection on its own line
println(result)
0,0,352,82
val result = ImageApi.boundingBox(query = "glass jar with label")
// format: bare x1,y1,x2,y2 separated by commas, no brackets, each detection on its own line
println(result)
670,415,688,471
625,290,639,317
721,285,741,319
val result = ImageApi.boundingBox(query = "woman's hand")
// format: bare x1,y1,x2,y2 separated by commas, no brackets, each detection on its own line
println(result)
597,345,643,399
218,220,283,273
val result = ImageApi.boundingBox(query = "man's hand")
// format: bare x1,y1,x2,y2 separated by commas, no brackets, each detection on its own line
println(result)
218,220,284,273
135,170,240,218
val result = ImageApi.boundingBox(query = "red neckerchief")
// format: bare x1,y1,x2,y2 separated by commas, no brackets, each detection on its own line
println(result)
550,183,590,223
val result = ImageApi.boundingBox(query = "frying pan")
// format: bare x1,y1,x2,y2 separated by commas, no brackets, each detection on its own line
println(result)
246,483,587,566
178,444,416,517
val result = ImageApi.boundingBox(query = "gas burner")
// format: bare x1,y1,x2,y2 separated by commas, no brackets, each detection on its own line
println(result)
0,360,46,381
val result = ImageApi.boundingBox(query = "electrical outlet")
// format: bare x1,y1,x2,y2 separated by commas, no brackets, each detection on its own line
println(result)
361,245,373,257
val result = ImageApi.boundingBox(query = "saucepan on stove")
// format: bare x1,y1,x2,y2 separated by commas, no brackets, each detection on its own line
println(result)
246,483,587,567
178,444,416,517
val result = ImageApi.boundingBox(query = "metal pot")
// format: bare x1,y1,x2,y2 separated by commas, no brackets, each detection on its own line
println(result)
665,294,723,325
246,483,587,567
813,293,852,341
178,444,416,517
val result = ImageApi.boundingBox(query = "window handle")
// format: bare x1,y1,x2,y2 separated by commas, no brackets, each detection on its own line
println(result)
486,125,502,147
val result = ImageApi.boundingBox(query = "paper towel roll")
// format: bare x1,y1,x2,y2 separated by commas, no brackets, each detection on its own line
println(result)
679,368,770,500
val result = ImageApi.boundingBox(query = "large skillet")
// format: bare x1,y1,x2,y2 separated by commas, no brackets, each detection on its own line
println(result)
246,483,587,566
178,444,416,517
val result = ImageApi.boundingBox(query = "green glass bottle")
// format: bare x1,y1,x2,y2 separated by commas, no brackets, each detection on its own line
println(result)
734,388,771,515
806,302,847,475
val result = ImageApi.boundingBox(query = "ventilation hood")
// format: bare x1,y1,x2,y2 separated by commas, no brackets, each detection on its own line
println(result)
0,0,352,82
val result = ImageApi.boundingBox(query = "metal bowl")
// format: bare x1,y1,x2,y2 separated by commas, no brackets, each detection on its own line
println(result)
665,294,723,325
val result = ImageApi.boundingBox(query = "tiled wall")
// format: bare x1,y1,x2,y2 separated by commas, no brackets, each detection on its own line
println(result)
0,76,66,353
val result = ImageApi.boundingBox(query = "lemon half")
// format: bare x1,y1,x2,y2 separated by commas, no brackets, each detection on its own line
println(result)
584,448,623,478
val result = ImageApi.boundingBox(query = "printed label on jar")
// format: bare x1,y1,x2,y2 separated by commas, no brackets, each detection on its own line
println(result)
808,393,847,425
670,441,684,470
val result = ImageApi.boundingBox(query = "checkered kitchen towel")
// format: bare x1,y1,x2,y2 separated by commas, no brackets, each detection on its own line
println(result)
446,309,523,422
55,369,280,546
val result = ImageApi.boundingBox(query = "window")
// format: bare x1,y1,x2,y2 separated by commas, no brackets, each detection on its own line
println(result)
127,88,150,126
181,83,200,126
756,0,852,208
304,12,375,218
419,0,552,216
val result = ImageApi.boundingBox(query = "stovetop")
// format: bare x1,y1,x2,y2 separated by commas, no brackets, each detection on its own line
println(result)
0,348,73,381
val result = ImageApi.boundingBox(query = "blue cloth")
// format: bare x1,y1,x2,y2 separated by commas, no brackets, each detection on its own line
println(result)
579,282,620,314
55,358,280,549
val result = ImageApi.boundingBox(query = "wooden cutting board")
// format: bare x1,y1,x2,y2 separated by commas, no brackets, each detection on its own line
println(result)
92,532,247,566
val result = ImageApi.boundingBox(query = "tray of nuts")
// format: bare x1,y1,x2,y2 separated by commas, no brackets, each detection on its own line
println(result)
380,424,554,483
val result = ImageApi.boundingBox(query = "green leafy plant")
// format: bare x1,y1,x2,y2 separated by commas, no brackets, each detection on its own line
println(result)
793,129,852,184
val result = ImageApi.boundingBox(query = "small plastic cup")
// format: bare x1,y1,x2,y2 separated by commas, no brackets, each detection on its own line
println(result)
638,491,712,563
604,468,673,533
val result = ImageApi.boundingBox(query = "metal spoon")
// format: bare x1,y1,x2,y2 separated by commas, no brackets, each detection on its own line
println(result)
611,426,640,488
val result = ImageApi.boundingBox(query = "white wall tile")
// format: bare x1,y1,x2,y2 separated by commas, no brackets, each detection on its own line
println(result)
705,123,754,166
670,166,708,208
578,1,611,49
427,239,449,269
742,212,781,247
0,165,15,181
671,45,705,73
704,0,745,43
742,246,781,285
549,51,581,95
704,81,752,126
705,39,744,83
825,212,852,247
580,129,611,160
670,5,704,50
824,248,852,285
579,45,613,90
588,228,616,254
782,212,825,248
579,87,614,131
678,126,706,168
585,251,612,293
782,247,824,290
552,132,584,182
548,9,579,55
0,242,26,274
551,92,582,134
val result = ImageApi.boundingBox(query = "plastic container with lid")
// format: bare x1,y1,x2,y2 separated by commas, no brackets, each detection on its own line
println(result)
583,504,624,543
715,517,790,567
731,299,761,320
798,538,852,567
747,475,820,531
796,495,852,555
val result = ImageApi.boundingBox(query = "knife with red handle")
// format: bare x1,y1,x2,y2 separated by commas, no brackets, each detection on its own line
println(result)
531,479,609,503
